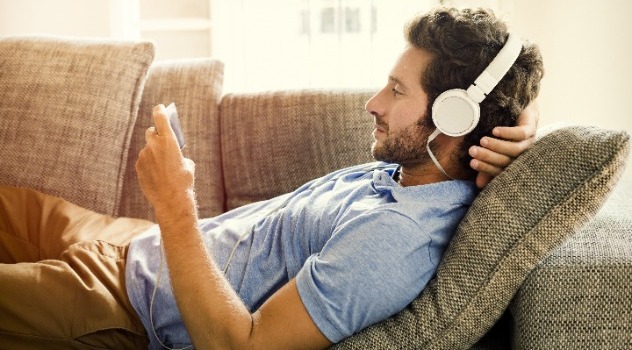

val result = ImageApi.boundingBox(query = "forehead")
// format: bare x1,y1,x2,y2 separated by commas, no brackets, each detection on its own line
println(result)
390,46,432,91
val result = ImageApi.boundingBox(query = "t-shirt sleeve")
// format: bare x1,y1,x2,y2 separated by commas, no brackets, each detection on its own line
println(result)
295,209,437,343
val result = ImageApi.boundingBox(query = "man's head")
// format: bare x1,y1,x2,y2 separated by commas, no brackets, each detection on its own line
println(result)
367,7,544,180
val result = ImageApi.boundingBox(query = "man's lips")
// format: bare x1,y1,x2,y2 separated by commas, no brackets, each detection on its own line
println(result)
374,125,387,132
374,119,388,133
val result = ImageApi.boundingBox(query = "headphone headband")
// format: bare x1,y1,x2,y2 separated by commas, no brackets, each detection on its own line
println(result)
467,33,523,103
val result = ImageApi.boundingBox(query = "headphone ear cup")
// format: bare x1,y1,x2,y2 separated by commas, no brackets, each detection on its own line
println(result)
432,89,480,137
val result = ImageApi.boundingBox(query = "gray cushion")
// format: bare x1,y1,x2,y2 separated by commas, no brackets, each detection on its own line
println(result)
118,58,225,220
332,125,630,349
0,36,154,216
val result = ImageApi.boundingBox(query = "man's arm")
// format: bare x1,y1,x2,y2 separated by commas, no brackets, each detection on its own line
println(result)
469,101,540,188
135,105,332,350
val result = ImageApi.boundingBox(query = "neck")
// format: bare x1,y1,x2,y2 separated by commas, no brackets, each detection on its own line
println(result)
397,160,469,187
396,128,471,186
397,163,450,186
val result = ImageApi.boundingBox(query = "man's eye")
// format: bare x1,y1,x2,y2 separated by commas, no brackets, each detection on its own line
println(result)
391,88,403,96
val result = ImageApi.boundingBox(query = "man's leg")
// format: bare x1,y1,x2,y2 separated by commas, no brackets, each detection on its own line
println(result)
0,186,153,262
0,186,154,349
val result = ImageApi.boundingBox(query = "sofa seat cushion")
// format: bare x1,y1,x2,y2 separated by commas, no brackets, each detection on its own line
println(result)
0,36,154,216
119,58,225,220
333,125,630,349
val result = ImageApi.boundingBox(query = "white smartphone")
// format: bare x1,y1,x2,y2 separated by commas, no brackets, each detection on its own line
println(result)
165,103,185,150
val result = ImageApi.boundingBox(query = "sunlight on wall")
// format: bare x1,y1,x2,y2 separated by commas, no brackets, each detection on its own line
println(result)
510,0,632,181
0,0,142,39
212,0,439,93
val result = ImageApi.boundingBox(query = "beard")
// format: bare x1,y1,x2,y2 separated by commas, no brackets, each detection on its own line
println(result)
371,118,433,167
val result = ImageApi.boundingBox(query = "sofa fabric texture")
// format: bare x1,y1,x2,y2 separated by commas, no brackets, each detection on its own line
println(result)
510,179,632,349
118,58,225,221
333,126,630,349
220,90,375,211
0,36,154,216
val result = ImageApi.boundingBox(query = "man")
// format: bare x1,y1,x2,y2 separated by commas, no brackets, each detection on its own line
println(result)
0,7,543,350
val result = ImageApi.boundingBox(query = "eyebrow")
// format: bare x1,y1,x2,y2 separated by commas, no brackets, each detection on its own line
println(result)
389,75,409,92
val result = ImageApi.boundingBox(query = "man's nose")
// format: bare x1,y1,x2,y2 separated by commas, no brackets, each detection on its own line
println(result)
365,92,383,118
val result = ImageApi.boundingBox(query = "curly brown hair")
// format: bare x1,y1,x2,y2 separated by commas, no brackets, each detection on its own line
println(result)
405,7,544,179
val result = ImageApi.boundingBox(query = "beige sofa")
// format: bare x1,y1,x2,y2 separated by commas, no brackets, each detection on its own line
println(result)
1,37,630,349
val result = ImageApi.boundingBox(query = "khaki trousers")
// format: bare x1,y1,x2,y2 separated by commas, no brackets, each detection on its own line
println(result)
0,186,154,349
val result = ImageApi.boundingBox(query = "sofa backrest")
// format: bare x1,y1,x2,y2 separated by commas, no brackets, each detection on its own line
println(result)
0,36,154,217
219,90,376,211
118,58,225,221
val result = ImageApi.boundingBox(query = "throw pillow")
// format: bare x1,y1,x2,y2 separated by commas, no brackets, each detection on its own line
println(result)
332,125,630,349
0,36,154,216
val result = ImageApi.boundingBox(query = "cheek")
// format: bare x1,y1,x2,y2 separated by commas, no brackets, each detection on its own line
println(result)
390,105,426,130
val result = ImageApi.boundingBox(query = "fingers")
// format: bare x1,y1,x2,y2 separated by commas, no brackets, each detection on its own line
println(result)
183,157,196,174
479,136,534,159
152,104,172,136
491,124,533,142
469,136,534,187
469,142,513,169
470,156,503,177
143,105,178,149
492,100,539,142
145,126,157,144
491,122,536,142
470,100,540,189
469,145,511,190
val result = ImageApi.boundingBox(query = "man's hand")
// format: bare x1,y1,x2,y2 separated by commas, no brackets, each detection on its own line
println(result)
469,101,539,188
135,104,196,218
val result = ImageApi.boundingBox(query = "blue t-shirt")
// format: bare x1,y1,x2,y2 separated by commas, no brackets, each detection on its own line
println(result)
125,162,477,348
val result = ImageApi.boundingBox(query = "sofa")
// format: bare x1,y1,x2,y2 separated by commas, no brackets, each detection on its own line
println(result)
1,37,630,349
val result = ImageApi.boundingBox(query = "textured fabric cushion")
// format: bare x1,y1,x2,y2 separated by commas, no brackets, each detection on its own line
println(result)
510,179,632,349
220,90,375,211
332,125,630,349
0,36,154,216
118,58,225,220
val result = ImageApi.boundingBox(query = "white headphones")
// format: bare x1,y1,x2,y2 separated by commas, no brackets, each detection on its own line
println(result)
431,33,523,137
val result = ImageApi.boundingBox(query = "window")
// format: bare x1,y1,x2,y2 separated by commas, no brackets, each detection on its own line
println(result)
345,7,361,33
320,7,336,33
212,0,440,92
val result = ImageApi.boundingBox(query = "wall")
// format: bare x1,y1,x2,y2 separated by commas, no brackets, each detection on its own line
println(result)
0,0,134,38
508,0,632,134
509,0,632,181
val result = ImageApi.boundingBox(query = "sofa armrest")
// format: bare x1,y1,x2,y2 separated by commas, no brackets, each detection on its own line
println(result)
510,180,632,349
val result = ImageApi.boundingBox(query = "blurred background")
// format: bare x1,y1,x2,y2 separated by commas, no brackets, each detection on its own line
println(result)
1,0,631,180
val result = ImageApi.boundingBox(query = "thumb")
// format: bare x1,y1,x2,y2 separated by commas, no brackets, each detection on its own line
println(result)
183,158,196,174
